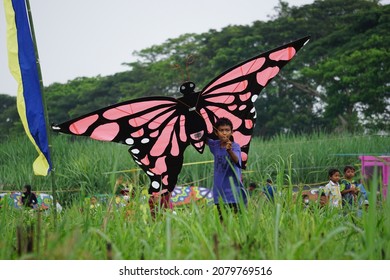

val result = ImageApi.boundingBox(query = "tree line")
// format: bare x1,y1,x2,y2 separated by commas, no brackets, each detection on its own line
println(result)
1,0,388,141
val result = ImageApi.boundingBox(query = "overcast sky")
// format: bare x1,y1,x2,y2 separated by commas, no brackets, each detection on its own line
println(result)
1,0,388,96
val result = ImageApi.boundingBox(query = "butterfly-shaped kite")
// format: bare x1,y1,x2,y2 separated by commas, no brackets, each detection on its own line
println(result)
52,36,310,194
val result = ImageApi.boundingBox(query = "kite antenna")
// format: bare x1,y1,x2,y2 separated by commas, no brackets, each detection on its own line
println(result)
185,55,195,81
172,54,196,83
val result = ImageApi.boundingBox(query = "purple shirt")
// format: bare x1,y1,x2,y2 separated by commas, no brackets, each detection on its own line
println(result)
208,139,243,204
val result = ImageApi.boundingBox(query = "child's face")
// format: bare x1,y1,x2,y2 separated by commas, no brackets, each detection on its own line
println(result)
330,172,341,183
344,168,355,180
215,124,232,142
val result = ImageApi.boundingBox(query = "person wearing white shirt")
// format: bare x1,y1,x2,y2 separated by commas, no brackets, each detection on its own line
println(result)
324,168,342,208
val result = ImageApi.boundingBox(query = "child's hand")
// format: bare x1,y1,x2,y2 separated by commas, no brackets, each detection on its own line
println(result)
225,140,232,150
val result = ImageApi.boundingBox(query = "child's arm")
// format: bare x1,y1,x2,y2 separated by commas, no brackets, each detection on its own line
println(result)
341,186,359,195
227,148,239,164
341,188,355,195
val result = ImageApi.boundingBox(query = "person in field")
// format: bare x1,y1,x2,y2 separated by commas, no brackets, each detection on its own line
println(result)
319,191,328,207
323,168,342,208
340,165,360,207
263,178,276,202
148,188,173,219
340,165,369,209
247,182,258,196
207,117,247,221
89,196,101,209
21,184,38,209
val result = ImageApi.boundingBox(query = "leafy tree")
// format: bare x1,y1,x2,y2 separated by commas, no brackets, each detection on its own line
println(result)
300,0,389,132
1,0,388,141
0,94,23,139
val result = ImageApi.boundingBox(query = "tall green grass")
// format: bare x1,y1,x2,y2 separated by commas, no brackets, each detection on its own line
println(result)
0,133,388,202
0,184,389,259
0,133,389,260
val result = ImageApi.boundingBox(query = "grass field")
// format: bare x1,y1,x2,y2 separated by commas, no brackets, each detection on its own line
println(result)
0,133,389,259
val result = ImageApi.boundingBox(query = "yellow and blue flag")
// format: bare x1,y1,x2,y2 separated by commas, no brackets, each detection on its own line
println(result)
4,0,52,175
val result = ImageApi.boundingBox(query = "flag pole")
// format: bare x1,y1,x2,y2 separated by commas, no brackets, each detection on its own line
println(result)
25,0,57,227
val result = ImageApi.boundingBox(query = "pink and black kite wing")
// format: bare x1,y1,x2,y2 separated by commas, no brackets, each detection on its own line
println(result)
52,96,192,193
196,36,311,168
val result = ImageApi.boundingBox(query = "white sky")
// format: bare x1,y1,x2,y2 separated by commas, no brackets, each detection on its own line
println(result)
0,0,387,96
